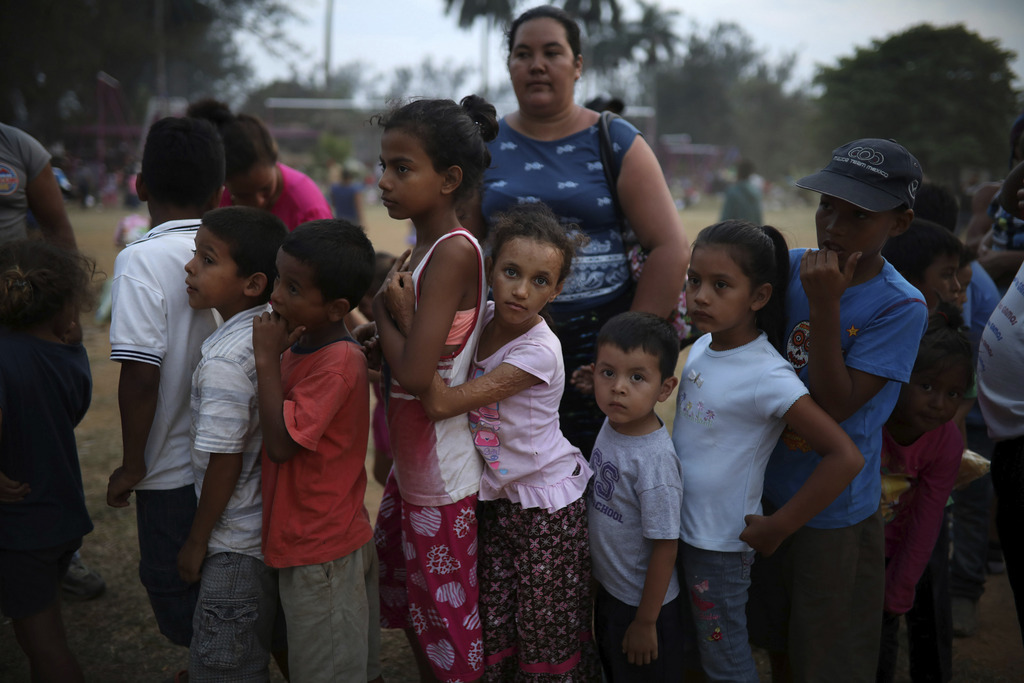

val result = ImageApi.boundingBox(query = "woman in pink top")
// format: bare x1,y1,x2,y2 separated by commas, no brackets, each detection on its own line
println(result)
187,99,332,229
390,203,599,681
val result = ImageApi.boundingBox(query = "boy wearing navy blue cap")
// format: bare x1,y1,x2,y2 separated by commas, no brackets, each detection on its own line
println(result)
746,138,930,682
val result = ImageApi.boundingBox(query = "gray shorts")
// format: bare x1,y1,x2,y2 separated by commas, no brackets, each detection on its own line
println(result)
279,539,381,683
190,552,281,682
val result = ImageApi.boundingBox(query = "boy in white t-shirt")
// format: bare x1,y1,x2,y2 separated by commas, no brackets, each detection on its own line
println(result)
178,206,287,679
588,312,684,682
106,117,224,647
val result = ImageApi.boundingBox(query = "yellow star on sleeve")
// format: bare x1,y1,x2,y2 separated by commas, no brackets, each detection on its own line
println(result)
846,324,859,337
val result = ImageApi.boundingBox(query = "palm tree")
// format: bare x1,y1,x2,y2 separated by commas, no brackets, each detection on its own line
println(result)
562,0,622,34
444,0,514,30
631,0,680,67
443,0,515,95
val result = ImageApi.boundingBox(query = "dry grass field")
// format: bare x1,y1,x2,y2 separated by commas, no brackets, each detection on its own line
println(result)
1,198,1021,681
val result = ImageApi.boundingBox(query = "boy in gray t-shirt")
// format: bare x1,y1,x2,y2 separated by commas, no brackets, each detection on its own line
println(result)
587,312,685,681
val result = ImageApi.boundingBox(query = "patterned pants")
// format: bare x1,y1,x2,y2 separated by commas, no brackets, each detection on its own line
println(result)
375,473,483,682
479,496,601,682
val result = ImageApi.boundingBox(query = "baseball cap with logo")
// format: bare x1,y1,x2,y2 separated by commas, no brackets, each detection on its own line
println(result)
796,138,922,212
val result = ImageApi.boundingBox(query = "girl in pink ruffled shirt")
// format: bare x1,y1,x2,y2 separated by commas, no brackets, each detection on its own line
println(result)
401,202,601,680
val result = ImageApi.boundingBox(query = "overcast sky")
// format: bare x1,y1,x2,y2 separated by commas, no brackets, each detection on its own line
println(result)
240,0,1024,96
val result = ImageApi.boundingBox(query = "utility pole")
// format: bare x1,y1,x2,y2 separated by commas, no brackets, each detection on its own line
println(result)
324,0,334,91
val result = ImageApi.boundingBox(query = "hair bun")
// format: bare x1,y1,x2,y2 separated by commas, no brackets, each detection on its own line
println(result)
929,300,965,332
460,95,499,143
187,98,235,126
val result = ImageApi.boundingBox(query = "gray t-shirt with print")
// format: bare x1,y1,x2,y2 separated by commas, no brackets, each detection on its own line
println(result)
588,418,683,606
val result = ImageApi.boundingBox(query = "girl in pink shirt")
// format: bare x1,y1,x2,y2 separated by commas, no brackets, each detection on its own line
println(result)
389,203,600,681
878,305,973,681
187,99,331,229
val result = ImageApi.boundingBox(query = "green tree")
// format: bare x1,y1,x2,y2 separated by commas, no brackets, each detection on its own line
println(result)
814,24,1020,187
650,21,815,181
588,1,679,74
443,0,514,29
654,22,761,143
2,0,292,143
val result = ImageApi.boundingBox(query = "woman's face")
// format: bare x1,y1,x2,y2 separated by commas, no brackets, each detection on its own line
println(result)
227,162,280,211
508,17,582,118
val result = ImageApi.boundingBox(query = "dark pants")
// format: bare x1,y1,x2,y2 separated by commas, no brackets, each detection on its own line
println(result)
950,424,995,602
877,512,952,682
594,585,686,682
136,484,199,647
990,436,1024,647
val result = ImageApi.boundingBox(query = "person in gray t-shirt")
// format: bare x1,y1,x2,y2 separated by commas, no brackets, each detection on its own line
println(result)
587,312,685,681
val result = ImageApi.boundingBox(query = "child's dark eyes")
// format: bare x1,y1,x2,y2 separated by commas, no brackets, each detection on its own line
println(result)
504,267,518,278
630,373,645,382
600,369,614,378
714,280,728,289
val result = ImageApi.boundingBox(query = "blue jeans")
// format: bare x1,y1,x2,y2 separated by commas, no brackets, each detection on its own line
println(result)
950,424,995,601
136,485,199,647
678,543,759,683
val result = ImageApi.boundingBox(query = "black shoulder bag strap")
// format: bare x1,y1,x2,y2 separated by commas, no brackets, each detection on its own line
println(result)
597,110,624,221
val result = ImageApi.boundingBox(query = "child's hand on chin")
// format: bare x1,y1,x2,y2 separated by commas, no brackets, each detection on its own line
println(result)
800,249,862,302
253,311,304,357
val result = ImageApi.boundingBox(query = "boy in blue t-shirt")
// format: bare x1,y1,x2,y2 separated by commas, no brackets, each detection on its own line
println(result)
748,138,929,682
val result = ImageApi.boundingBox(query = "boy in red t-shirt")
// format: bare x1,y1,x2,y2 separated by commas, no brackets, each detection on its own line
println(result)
253,219,381,682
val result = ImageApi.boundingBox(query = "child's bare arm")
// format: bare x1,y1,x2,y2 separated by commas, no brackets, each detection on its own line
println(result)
107,361,160,507
799,250,890,421
375,238,478,395
419,363,541,421
178,452,243,584
253,311,304,464
741,395,864,556
623,538,677,666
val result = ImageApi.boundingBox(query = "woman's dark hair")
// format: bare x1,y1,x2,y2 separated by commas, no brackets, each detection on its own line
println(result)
375,96,498,204
506,5,582,59
188,98,278,179
913,301,974,385
0,240,97,330
692,219,790,353
487,202,587,286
